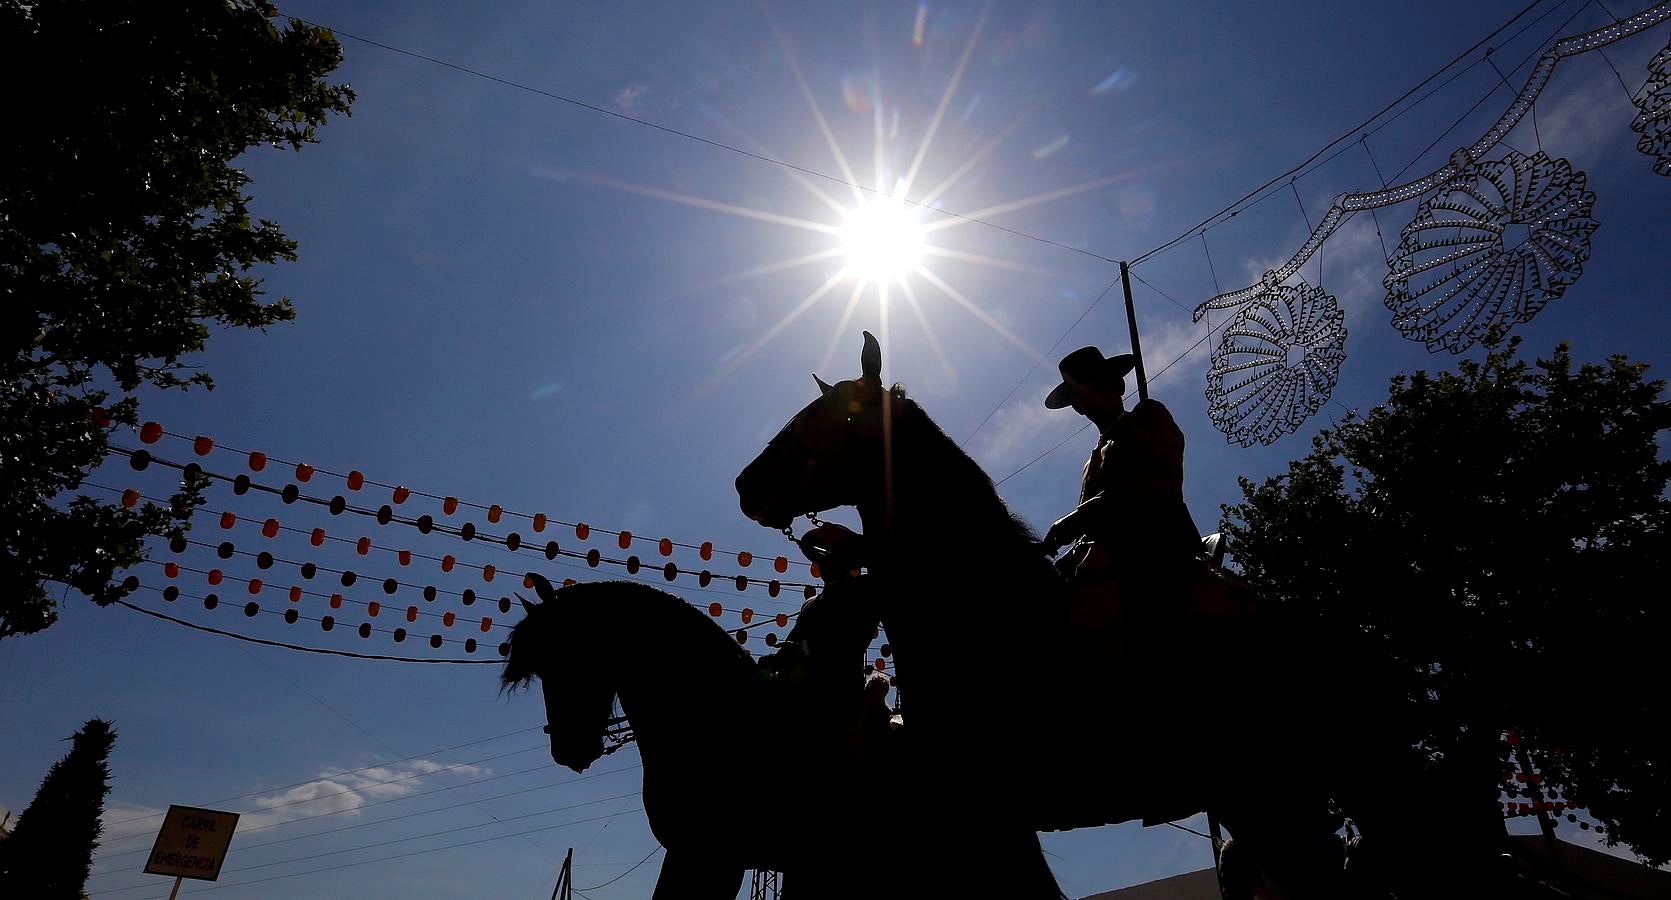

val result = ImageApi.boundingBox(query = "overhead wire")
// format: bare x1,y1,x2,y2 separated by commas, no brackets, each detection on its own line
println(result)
575,844,664,892
100,807,646,899
964,0,1566,452
93,762,642,866
139,425,815,573
109,442,820,596
1127,0,1553,267
284,14,1119,266
100,726,547,828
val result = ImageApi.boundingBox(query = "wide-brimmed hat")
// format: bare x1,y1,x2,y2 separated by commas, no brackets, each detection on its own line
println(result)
1044,346,1137,409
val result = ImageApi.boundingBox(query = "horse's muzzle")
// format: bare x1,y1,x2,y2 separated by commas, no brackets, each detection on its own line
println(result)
735,471,790,528
550,737,604,774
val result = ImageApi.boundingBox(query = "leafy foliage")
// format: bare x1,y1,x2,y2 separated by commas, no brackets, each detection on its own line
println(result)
0,719,119,896
1224,336,1671,864
0,0,353,638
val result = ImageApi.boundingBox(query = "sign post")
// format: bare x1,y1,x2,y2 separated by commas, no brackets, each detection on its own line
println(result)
143,805,240,897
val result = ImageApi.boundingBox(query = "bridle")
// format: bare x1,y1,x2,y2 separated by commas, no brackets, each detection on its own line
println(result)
544,715,636,756
777,510,829,545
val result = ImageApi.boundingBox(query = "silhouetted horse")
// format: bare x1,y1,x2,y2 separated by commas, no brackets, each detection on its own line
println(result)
736,333,1373,898
501,574,1064,899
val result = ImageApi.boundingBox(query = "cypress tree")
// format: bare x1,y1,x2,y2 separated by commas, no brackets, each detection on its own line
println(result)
0,719,118,897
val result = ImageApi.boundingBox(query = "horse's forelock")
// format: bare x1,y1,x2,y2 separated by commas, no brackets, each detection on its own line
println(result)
499,601,554,692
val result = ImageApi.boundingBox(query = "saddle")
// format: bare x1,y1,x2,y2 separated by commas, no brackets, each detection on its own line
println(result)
1060,540,1263,666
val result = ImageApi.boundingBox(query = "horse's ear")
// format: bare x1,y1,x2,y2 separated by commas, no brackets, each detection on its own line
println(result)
526,571,560,603
860,331,881,384
813,374,833,395
518,594,537,614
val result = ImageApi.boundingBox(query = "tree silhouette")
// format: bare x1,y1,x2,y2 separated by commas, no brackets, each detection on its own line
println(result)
0,0,354,639
1224,336,1671,865
0,719,119,897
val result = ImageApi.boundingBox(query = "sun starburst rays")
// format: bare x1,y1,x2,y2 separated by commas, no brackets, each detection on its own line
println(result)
554,13,1140,387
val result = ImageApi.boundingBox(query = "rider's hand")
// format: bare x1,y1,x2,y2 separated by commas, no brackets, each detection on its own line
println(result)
1040,511,1080,555
800,523,865,573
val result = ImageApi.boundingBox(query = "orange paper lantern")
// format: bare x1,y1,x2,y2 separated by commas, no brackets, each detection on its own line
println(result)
347,470,365,491
407,606,419,622
443,496,459,515
248,578,263,595
356,536,371,555
700,541,713,561
220,511,236,529
741,608,754,625
208,569,223,585
164,562,180,578
392,485,410,504
263,518,280,539
774,556,789,573
482,564,496,583
617,530,632,550
295,463,314,482
487,504,503,524
443,611,456,628
248,451,267,472
193,435,214,456
775,613,789,628
121,488,140,509
399,550,412,567
441,554,456,572
576,522,590,540
311,527,325,546
659,538,673,556
290,585,302,602
532,513,547,532
708,602,723,618
140,422,162,443
737,551,752,567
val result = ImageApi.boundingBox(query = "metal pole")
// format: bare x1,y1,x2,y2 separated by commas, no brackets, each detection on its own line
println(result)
167,876,184,900
1120,261,1149,401
551,847,572,900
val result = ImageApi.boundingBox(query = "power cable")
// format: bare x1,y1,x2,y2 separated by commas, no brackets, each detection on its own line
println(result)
1129,0,1553,266
575,844,664,892
92,764,642,866
100,726,545,828
101,807,645,899
284,15,1118,265
111,597,501,663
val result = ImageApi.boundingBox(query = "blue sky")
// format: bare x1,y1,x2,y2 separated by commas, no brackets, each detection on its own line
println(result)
4,1,1669,896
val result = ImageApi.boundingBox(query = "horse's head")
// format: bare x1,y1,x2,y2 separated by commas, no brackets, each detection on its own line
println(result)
736,331,899,528
501,573,614,773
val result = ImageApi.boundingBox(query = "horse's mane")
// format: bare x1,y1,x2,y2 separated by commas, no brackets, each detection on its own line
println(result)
890,392,1041,550
500,580,752,691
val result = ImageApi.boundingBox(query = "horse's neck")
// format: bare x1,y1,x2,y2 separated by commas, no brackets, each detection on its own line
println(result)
606,598,756,768
856,414,1041,587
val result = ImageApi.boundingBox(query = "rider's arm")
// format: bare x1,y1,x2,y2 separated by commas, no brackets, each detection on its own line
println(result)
1042,492,1110,552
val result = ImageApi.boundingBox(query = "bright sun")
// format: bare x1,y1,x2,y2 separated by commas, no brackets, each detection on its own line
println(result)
840,198,925,283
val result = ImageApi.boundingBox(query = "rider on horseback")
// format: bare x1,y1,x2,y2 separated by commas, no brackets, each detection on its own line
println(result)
1038,345,1201,584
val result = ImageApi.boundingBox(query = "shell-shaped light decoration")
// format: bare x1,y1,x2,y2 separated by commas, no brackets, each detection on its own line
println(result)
1630,39,1671,176
1205,280,1347,447
1383,149,1598,354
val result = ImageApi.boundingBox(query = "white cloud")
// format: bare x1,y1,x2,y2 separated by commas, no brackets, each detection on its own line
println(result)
238,759,488,829
1525,65,1638,166
613,83,649,115
92,757,490,867
975,383,1079,471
